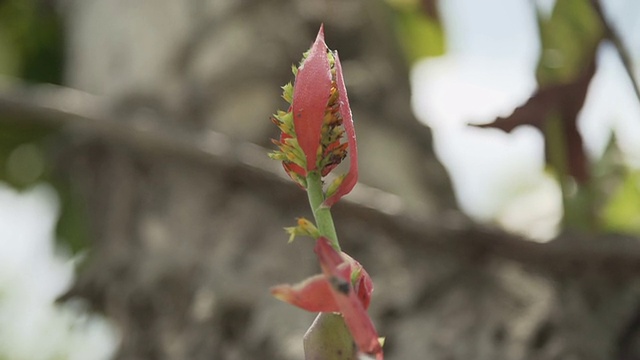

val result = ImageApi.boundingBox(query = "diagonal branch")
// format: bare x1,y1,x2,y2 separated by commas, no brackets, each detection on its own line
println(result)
591,0,640,102
1,79,640,278
0,77,299,190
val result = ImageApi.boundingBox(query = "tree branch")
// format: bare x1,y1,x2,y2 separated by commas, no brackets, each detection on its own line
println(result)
1,79,640,278
591,0,640,102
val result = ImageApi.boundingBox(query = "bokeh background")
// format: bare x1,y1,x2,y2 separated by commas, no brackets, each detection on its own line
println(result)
1,0,640,359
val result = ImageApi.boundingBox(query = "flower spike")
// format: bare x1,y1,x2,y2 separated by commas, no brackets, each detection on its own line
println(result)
270,25,359,207
268,25,379,359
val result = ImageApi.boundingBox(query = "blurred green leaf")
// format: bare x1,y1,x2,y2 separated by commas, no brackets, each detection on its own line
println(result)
536,0,602,84
386,0,445,64
0,119,51,187
394,10,445,63
54,179,90,255
0,1,82,253
519,0,604,230
0,119,89,254
0,0,64,83
602,170,640,235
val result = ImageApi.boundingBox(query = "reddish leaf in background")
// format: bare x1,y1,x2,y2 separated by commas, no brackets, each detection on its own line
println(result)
473,55,597,183
421,0,440,20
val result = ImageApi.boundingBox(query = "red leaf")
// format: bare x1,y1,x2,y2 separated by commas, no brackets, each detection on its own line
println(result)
324,51,359,207
315,237,383,359
270,248,373,313
271,274,339,313
292,25,332,172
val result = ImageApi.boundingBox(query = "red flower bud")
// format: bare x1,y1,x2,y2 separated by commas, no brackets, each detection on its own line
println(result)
270,25,359,207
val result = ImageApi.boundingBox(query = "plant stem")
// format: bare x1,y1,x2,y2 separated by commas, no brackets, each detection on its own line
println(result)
306,171,340,251
545,111,594,231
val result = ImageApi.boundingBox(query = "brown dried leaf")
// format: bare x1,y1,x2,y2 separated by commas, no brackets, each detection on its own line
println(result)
473,54,597,183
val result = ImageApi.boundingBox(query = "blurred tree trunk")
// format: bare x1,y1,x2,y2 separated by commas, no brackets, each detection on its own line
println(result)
57,1,640,360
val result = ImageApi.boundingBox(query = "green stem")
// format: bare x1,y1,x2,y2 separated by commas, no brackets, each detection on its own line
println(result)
545,111,594,231
306,171,340,251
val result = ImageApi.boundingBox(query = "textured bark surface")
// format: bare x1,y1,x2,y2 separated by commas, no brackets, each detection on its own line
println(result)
53,0,640,359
